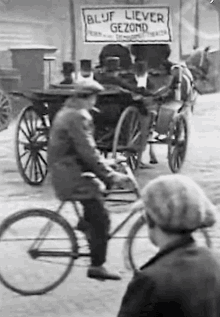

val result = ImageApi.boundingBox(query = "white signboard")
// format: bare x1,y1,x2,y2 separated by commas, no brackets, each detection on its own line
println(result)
81,6,172,43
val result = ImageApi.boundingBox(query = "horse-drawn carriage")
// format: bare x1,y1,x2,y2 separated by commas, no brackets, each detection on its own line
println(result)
12,59,192,186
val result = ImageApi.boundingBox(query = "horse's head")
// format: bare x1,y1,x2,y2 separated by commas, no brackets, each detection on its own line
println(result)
186,46,211,80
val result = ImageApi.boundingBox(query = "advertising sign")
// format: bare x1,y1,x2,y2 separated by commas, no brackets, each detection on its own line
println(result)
81,6,172,43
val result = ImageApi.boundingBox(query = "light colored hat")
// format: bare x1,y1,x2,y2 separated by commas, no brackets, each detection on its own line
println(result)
132,174,216,232
74,77,104,95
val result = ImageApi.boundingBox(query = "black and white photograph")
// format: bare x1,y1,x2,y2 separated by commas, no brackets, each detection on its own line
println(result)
0,0,220,316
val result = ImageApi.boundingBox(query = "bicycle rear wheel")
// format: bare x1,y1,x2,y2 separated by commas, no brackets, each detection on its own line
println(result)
124,216,211,272
0,208,78,296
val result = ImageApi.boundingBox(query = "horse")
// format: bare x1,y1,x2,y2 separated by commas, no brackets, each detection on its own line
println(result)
185,46,211,93
131,44,198,166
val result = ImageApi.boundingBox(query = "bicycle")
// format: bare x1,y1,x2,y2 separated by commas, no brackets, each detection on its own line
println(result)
0,160,211,296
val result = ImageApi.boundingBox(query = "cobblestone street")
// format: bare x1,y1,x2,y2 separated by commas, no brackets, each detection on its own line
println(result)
1,93,220,316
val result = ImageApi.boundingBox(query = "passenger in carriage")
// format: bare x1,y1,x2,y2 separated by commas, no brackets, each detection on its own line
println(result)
60,62,75,85
95,43,133,73
94,44,137,88
93,54,139,135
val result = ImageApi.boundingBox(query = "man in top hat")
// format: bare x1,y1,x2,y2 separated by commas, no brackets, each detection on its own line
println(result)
98,44,132,71
117,174,220,317
94,55,137,90
79,59,93,79
48,77,133,281
60,61,75,85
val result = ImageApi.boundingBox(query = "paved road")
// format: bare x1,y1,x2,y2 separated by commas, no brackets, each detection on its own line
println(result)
1,93,220,316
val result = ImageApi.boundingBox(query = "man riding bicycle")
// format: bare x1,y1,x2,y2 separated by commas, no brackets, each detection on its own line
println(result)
48,78,132,281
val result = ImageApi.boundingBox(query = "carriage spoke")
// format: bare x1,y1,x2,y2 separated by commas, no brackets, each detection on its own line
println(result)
168,114,188,173
0,111,8,118
34,113,40,131
130,118,139,137
19,126,31,141
33,158,38,182
15,106,49,185
113,107,142,171
128,131,141,146
0,116,6,124
36,155,45,179
23,113,33,136
37,152,47,167
23,152,32,173
20,150,29,159
28,157,35,181
39,147,47,152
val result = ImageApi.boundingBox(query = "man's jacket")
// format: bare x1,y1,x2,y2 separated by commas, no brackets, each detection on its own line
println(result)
117,236,220,317
48,97,115,201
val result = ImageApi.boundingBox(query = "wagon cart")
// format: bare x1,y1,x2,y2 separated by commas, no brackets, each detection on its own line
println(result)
11,85,144,186
0,89,12,132
12,79,190,186
109,85,190,174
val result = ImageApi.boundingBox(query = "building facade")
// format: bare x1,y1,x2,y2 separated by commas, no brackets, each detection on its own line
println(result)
0,0,218,90
73,0,219,64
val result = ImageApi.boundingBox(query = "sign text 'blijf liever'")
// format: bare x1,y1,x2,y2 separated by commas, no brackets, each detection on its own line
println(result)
81,6,172,43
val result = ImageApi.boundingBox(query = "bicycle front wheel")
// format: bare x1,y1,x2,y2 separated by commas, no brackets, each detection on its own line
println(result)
0,208,78,296
124,216,211,272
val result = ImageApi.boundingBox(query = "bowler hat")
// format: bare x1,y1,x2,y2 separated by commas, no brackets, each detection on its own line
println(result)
62,62,74,74
132,174,216,233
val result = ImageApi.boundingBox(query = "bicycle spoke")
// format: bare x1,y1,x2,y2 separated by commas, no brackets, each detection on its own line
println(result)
0,210,76,295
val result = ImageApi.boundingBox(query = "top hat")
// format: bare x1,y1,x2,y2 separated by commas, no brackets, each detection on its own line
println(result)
62,62,74,74
80,59,92,78
80,59,92,72
103,56,120,72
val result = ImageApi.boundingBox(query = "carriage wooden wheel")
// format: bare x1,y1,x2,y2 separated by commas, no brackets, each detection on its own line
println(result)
0,89,12,132
167,113,189,173
112,106,143,170
15,105,49,185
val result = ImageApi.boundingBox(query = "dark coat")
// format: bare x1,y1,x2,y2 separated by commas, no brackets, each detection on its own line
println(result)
117,236,220,317
47,97,115,201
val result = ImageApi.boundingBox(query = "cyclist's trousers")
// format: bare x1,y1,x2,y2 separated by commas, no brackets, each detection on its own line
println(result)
80,198,110,266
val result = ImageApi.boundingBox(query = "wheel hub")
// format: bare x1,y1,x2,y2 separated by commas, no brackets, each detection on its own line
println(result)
24,141,47,151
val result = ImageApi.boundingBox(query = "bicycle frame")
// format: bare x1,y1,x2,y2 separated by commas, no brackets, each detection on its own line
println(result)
74,161,141,240
28,161,142,259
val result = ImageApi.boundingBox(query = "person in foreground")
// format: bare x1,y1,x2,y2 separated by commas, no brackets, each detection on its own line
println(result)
48,78,132,281
117,174,219,317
